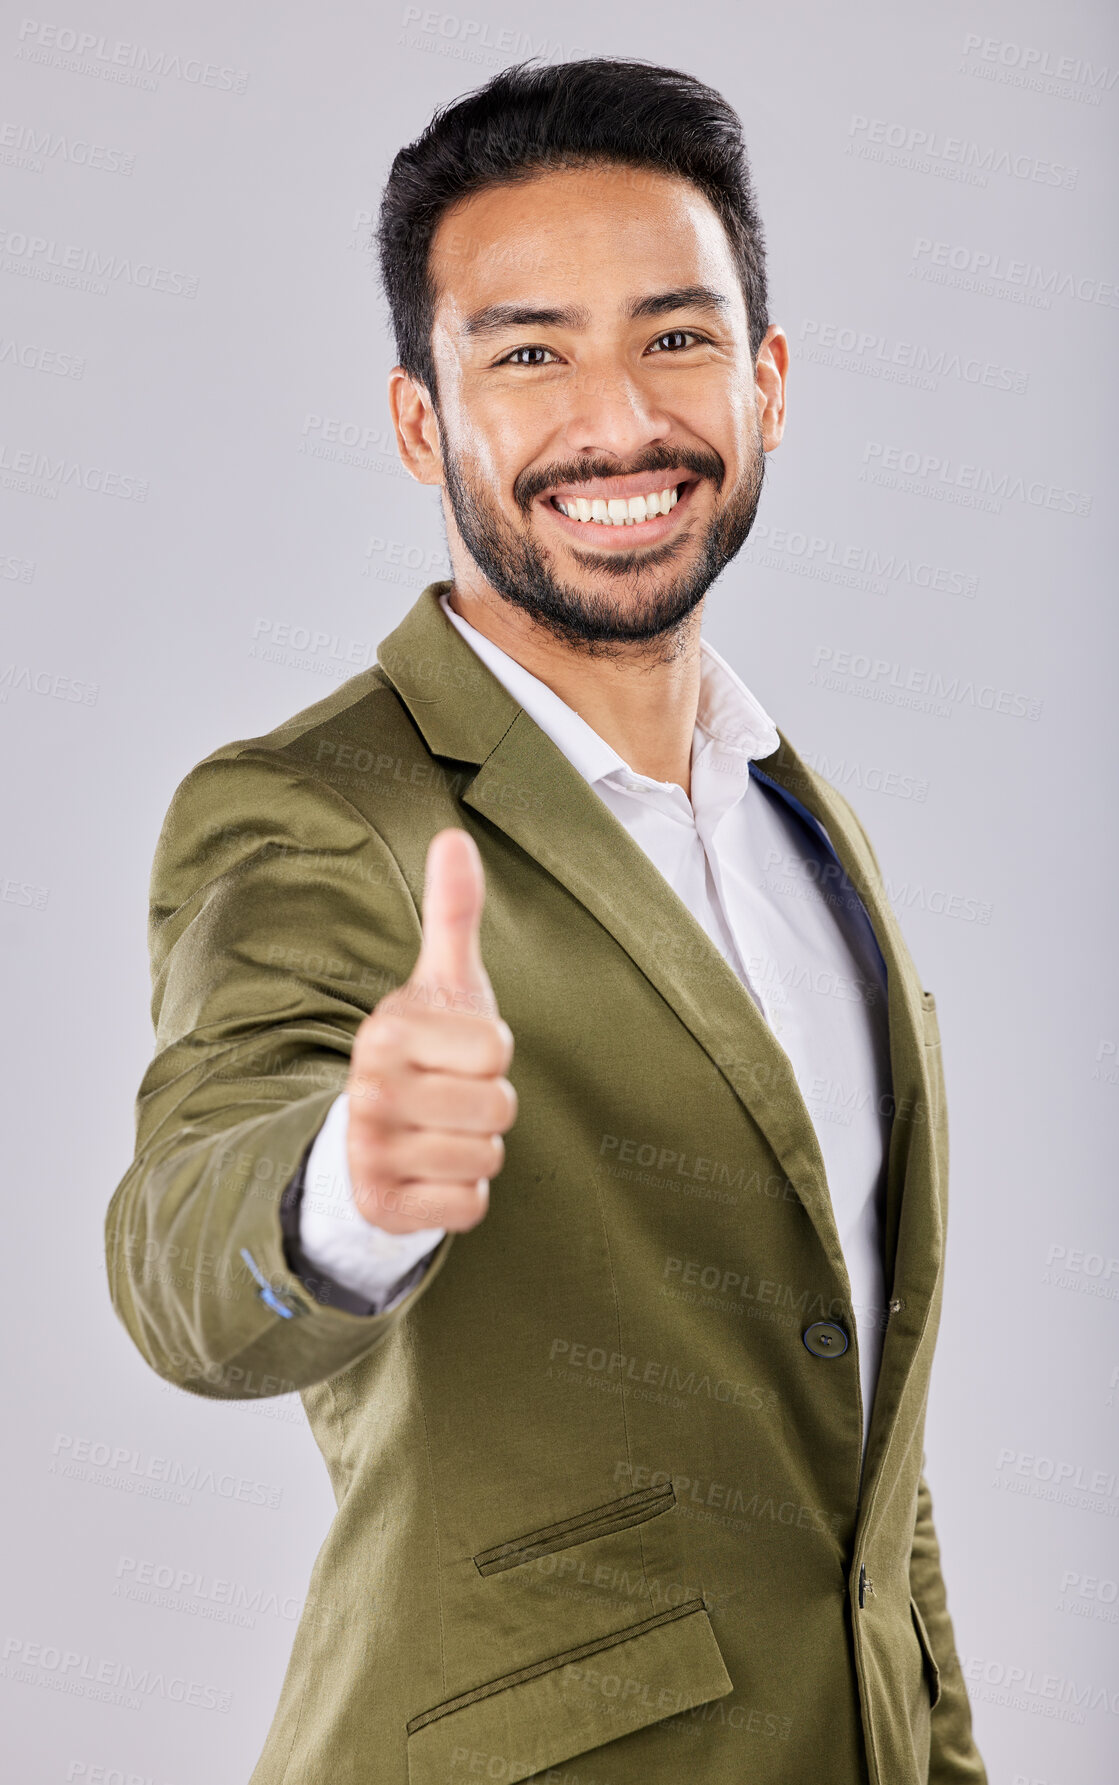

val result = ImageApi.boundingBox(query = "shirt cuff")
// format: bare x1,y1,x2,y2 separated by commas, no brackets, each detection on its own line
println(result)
286,1092,446,1315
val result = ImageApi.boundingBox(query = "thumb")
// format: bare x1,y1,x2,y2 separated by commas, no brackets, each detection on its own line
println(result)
411,828,496,1015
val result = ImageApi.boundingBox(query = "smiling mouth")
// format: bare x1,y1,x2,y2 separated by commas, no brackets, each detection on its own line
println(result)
550,481,685,527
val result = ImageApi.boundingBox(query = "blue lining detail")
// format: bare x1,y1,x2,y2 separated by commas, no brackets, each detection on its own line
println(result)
748,759,888,982
749,759,836,856
239,1246,295,1319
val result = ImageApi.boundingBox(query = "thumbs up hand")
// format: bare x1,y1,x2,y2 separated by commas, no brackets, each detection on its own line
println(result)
344,829,517,1235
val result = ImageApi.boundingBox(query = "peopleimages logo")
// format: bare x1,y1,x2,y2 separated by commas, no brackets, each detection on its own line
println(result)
14,21,249,94
800,749,930,803
961,1653,1118,1723
0,1636,232,1714
114,1556,303,1626
397,6,585,66
298,413,405,476
809,647,1043,723
861,441,1091,518
911,238,1118,309
959,33,1119,105
0,442,147,501
994,1447,1119,1506
799,318,1027,396
847,115,1078,188
0,226,198,298
749,519,978,597
0,120,135,175
49,1433,283,1509
0,335,84,377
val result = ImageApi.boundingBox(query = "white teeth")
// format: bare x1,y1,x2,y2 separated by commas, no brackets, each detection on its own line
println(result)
554,484,681,524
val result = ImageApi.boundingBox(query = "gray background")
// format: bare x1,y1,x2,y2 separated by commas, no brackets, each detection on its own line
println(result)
2,0,1116,1779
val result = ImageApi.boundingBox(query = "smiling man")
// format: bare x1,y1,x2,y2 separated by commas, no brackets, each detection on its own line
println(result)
107,58,986,1785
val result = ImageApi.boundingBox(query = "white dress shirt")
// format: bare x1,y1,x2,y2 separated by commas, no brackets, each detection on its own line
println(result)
298,591,893,1448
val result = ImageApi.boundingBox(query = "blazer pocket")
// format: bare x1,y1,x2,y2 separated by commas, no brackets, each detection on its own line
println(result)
406,1599,731,1785
474,1482,676,1577
910,1595,942,1710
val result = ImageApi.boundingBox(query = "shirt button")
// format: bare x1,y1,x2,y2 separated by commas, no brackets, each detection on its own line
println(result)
803,1321,849,1358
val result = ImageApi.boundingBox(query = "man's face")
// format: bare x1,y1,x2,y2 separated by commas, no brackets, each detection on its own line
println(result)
409,162,783,650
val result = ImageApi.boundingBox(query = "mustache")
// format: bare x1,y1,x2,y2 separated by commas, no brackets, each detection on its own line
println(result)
513,445,726,515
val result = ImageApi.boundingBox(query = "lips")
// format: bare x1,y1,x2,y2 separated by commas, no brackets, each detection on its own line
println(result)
540,470,698,540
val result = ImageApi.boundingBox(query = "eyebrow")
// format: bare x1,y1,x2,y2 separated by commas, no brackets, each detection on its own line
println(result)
627,286,730,321
460,302,591,340
460,287,730,340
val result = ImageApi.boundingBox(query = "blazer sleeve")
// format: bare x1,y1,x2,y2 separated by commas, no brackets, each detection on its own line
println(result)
911,1471,987,1782
104,747,454,1398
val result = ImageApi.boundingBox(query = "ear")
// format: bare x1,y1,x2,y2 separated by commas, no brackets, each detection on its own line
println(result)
388,367,444,485
754,324,788,452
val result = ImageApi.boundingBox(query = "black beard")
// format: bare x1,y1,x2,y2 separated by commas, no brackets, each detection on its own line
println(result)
439,432,766,656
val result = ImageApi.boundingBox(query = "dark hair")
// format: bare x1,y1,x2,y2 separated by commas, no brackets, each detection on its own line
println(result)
376,58,769,398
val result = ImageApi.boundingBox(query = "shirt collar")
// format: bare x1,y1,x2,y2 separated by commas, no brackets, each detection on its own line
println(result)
438,591,779,794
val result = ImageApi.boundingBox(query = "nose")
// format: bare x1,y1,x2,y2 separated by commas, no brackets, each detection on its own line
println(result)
558,360,674,463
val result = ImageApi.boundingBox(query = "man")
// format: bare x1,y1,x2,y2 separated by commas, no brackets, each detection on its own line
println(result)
106,58,986,1785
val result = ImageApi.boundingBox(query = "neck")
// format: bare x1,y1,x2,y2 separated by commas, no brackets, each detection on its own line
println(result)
445,582,703,796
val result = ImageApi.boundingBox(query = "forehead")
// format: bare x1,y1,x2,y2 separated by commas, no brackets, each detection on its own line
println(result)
428,163,744,330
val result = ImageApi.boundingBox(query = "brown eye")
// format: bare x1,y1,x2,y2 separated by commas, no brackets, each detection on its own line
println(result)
501,346,557,366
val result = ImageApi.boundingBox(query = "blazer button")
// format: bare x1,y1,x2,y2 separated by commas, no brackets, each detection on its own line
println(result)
803,1321,849,1357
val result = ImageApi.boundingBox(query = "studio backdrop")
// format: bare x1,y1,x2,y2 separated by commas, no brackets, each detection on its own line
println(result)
2,1,1116,1781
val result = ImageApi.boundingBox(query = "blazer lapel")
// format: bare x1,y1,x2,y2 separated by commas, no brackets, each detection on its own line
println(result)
377,586,942,1344
747,741,944,1307
750,739,947,1495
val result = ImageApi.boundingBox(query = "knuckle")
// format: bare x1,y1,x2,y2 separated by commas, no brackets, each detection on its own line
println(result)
376,999,415,1042
371,1004,410,1048
371,1072,401,1118
350,1142,389,1191
353,1026,393,1074
347,1078,387,1124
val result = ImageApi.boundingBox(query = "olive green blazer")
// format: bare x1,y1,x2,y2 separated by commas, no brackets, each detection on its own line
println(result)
106,582,987,1784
